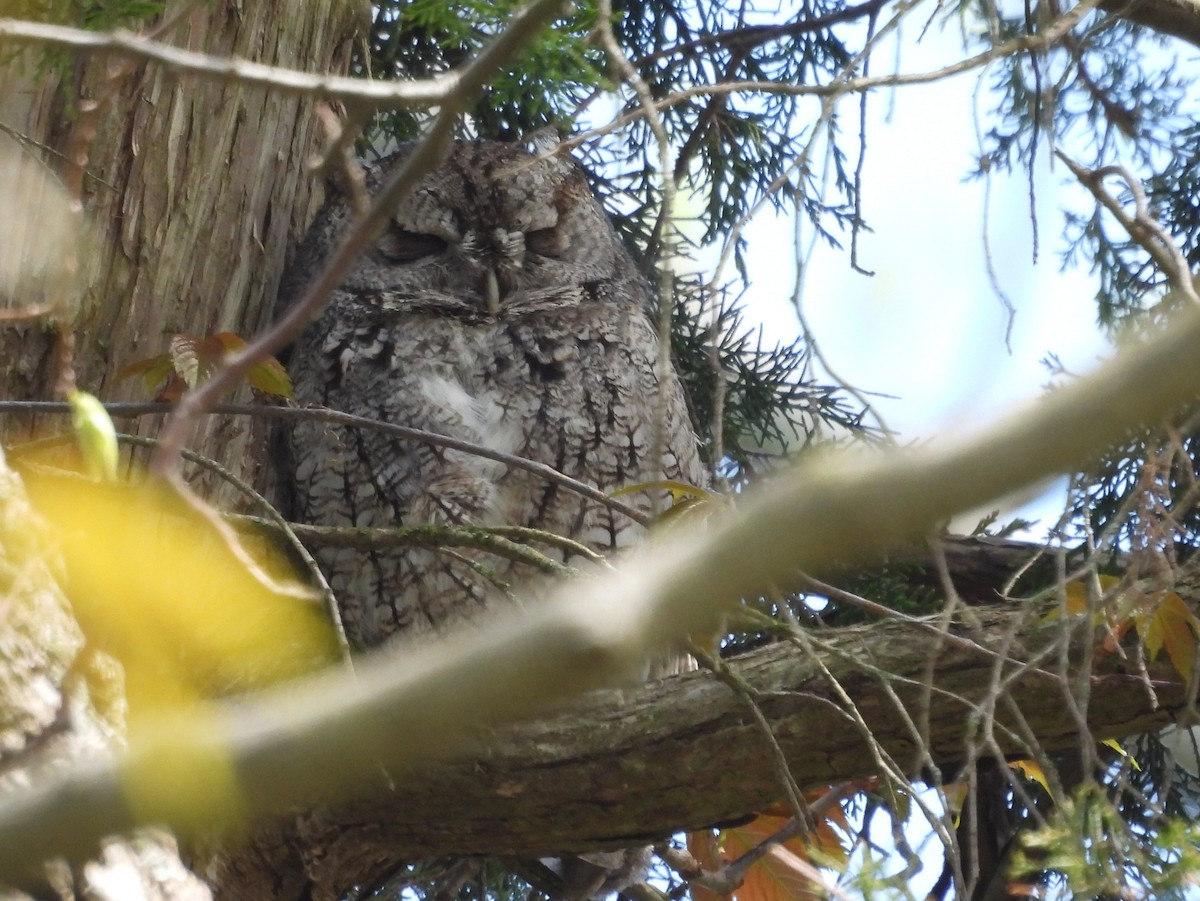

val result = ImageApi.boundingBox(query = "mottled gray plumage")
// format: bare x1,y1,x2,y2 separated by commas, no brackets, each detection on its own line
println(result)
281,139,707,654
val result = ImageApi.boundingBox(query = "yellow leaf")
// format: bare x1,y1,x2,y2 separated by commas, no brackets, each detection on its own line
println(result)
17,460,339,833
116,353,177,394
1008,759,1050,793
1101,738,1141,772
610,479,716,503
211,332,293,398
67,389,118,481
122,703,247,835
20,463,339,708
248,356,293,398
1142,591,1199,682
1054,574,1123,618
942,781,968,827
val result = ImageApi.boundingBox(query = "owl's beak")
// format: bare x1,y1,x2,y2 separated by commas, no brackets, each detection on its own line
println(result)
484,268,501,315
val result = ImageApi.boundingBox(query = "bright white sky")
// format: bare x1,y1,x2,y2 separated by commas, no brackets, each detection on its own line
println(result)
725,17,1114,536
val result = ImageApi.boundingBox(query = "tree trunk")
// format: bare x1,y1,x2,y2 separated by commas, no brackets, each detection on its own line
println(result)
0,0,359,505
0,3,357,896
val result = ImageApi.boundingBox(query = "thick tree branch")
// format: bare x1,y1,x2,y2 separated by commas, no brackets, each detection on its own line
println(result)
3,294,1200,883
1102,0,1200,48
211,594,1192,898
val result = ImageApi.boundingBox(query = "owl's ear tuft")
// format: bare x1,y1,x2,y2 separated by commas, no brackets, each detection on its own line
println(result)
377,225,447,263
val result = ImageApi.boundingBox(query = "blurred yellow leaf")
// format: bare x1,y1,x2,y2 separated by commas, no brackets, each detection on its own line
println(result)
20,463,338,709
122,704,247,834
16,459,337,832
1057,574,1123,617
67,389,118,481
1142,591,1199,682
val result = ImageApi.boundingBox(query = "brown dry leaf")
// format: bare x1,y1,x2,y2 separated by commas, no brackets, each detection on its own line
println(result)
117,330,293,400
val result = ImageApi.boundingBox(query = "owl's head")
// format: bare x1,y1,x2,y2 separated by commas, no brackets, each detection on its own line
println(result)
323,140,644,316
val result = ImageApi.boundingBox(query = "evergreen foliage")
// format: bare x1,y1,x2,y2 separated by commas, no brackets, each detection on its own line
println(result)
340,1,1200,898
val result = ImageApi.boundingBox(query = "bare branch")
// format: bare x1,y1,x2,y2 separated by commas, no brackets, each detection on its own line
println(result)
1057,153,1200,305
4,292,1200,877
0,400,652,526
0,17,450,106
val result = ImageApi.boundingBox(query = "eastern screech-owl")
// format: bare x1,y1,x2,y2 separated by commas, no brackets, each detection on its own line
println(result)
280,138,707,656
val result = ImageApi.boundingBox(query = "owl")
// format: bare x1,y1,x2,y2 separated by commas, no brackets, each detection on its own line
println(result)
280,138,708,654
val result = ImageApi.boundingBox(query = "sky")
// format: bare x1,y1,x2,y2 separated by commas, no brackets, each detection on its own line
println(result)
710,15,1192,896
724,16,1114,537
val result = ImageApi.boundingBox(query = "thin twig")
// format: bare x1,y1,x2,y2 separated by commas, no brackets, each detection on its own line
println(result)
0,400,652,527
1057,153,1200,305
248,519,575,577
689,643,812,830
0,17,452,106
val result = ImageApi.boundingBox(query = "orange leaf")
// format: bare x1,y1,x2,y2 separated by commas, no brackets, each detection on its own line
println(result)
723,822,824,901
713,800,848,901
687,830,727,901
210,331,247,352
1143,591,1199,681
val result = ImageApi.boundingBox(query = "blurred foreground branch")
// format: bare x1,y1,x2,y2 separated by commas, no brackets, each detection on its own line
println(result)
3,304,1200,884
